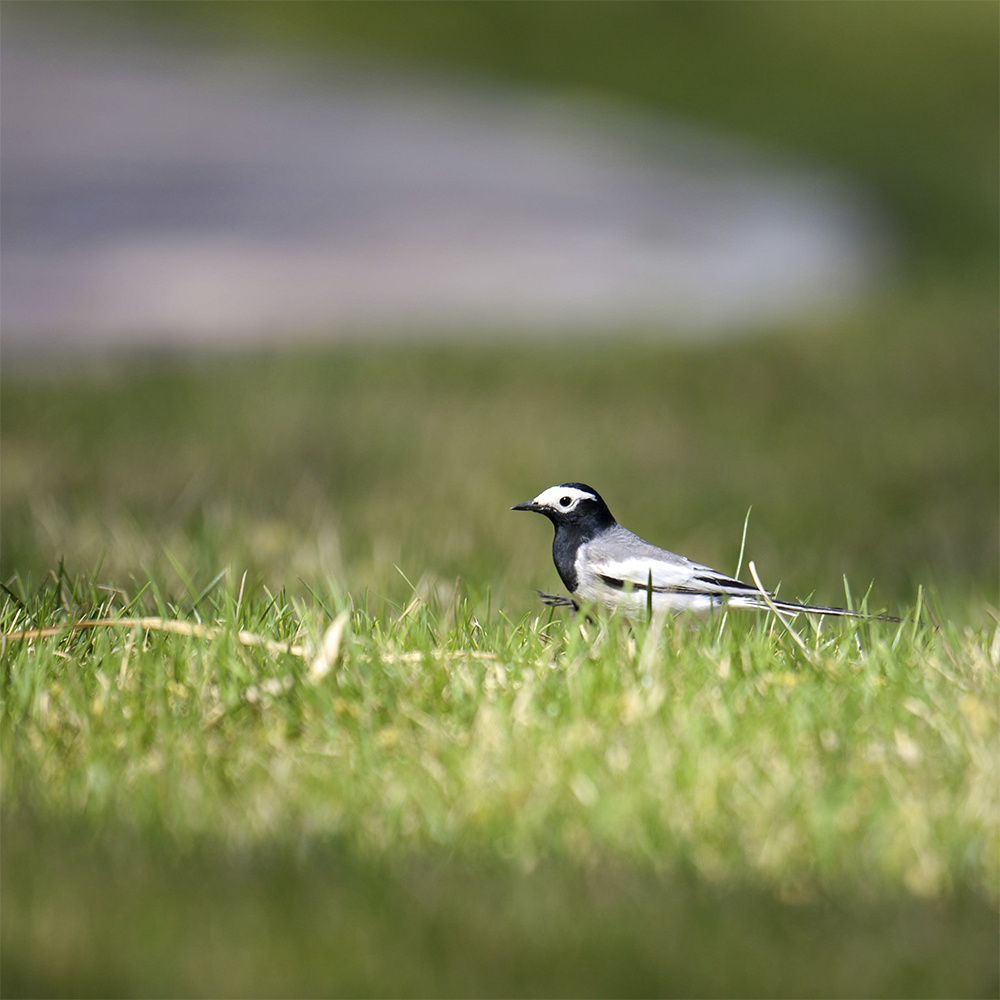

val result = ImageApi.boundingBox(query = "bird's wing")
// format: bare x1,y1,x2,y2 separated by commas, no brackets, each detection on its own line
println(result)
582,526,766,599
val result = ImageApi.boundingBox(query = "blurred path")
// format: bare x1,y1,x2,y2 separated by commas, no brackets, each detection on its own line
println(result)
1,15,886,356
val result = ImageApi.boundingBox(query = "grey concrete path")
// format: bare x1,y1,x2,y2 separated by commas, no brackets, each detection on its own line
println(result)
2,14,886,356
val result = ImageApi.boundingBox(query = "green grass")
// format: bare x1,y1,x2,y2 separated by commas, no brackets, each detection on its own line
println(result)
2,569,998,996
3,568,997,886
3,284,998,608
2,281,998,995
5,816,996,999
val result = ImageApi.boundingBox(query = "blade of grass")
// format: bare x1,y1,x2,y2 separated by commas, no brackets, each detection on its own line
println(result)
0,616,305,657
748,560,811,658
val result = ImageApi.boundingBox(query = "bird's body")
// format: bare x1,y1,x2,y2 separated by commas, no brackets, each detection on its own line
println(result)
512,483,896,620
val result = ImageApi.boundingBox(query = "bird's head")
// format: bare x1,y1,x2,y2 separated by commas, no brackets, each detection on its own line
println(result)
511,483,615,530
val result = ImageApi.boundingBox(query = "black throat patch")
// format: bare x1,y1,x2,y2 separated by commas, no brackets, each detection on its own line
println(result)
550,512,611,593
551,526,583,593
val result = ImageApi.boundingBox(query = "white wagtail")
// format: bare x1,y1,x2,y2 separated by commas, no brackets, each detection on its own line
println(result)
512,483,899,620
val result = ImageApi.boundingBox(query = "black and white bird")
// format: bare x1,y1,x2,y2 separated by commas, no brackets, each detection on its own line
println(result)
512,483,898,620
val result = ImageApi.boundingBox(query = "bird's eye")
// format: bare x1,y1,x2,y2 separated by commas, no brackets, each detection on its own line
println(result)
559,496,572,507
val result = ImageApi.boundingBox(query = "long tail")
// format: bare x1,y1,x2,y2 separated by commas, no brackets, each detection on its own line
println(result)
729,594,902,622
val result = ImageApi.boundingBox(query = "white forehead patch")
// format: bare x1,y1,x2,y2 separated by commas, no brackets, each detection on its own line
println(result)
531,485,597,510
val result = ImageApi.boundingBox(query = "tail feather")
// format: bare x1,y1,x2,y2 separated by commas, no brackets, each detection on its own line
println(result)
732,594,902,622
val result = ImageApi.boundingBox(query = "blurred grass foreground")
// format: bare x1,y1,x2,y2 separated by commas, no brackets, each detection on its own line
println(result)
2,2,999,997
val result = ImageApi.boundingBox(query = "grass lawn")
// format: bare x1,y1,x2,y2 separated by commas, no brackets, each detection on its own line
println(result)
2,279,998,996
2,590,998,997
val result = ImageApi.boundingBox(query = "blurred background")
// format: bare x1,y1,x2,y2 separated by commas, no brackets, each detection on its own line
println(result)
2,0,997,613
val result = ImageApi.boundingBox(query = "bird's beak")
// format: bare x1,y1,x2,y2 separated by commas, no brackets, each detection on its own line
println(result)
511,500,542,512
